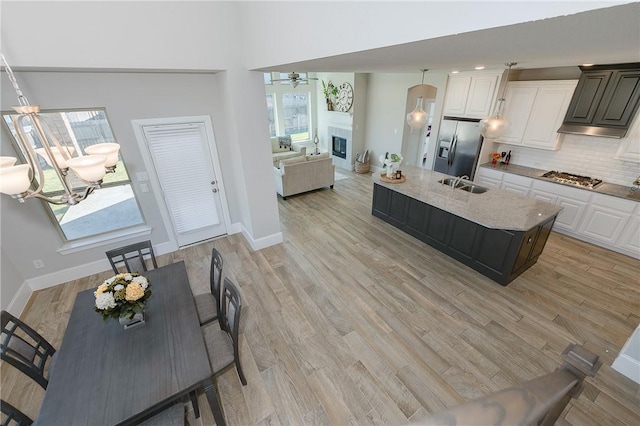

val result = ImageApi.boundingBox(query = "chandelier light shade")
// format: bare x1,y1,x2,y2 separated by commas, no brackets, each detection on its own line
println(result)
0,54,120,205
480,62,517,139
406,69,429,130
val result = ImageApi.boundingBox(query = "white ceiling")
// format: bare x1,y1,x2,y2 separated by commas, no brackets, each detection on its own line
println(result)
260,2,640,73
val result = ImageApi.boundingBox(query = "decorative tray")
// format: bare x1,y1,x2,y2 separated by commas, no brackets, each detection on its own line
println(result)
380,172,406,184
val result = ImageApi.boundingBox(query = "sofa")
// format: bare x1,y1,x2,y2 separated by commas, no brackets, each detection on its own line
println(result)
271,136,306,166
274,153,335,199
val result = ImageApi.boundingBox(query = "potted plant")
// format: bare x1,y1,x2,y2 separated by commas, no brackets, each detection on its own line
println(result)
322,80,338,111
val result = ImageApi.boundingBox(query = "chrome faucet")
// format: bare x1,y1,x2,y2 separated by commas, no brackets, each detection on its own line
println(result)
452,175,470,188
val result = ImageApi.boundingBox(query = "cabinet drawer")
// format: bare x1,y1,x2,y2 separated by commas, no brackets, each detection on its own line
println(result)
476,167,504,181
503,173,533,187
590,193,637,213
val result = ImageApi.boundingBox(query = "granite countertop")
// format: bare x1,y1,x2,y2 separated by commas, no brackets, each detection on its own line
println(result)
479,162,640,202
373,166,562,231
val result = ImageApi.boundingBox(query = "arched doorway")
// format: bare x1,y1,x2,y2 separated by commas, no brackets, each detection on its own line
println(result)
402,84,437,168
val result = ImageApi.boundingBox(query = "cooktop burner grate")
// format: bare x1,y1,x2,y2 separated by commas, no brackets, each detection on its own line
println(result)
542,171,603,188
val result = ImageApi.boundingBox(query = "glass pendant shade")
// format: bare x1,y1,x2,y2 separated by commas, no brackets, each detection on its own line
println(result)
85,143,120,167
0,164,32,195
0,156,17,167
407,97,428,129
480,112,511,139
35,146,76,168
66,155,107,183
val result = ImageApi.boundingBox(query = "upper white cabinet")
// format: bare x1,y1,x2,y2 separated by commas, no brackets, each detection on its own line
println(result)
444,72,501,119
498,80,578,150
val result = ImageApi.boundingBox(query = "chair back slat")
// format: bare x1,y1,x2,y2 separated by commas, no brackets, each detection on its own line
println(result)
210,248,224,316
1,399,33,426
1,311,56,390
106,240,158,274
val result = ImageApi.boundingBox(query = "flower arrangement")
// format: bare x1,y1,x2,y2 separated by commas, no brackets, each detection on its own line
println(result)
379,152,403,169
379,152,404,178
322,80,338,110
94,272,151,321
491,152,502,164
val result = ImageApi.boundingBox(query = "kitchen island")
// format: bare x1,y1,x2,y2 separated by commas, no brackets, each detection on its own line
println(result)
372,166,562,285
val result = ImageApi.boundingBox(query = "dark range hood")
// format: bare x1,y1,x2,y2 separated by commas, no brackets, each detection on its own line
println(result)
558,63,640,138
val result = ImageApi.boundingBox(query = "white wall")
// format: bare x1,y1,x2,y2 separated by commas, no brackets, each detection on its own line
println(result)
0,246,24,312
363,72,448,170
238,1,624,70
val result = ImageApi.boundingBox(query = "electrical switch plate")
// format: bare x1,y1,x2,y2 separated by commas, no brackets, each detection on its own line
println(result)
140,183,149,193
33,259,45,269
136,172,149,182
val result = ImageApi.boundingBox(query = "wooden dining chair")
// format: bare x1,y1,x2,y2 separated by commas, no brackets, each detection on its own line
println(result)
193,248,223,326
106,240,158,274
202,278,247,386
0,311,56,390
1,399,33,426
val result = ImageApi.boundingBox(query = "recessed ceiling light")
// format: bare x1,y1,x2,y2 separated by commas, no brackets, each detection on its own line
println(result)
475,66,485,70
451,70,460,74
582,63,594,67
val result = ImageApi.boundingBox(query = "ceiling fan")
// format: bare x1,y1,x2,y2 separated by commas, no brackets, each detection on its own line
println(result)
271,72,318,88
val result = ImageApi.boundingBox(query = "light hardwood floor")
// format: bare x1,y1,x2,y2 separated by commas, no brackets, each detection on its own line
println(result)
3,169,639,425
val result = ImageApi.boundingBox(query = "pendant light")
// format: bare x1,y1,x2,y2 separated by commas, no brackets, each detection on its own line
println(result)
480,62,517,139
406,69,428,130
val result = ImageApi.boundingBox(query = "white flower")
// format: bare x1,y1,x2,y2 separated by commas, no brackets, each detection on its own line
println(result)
114,284,124,291
95,292,117,310
132,276,148,290
105,276,115,285
124,274,133,281
379,152,403,167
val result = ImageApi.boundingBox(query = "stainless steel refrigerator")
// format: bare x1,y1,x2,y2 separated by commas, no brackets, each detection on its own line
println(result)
434,117,484,179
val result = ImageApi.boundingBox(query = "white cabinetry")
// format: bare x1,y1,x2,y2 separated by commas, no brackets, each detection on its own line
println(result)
474,167,503,189
444,72,501,119
616,205,640,255
476,166,640,258
531,180,591,232
579,194,636,245
502,173,532,196
498,80,577,150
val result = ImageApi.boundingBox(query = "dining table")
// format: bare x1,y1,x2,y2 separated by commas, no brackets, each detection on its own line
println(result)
35,260,226,426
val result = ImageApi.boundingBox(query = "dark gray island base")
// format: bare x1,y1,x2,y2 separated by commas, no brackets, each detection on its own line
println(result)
372,178,558,286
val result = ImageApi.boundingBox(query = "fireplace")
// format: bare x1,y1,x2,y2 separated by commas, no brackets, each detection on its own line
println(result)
332,136,347,159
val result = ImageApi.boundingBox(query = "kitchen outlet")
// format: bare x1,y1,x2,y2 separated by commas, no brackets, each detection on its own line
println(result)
136,172,149,181
33,259,45,269
140,183,149,193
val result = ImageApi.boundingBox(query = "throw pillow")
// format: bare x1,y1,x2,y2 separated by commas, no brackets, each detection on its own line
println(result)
278,135,292,151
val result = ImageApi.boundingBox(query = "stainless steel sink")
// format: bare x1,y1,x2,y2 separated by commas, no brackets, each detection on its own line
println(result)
458,184,489,194
438,178,488,194
438,178,464,188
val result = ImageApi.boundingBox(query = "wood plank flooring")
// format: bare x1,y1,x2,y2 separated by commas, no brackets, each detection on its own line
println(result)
3,169,639,425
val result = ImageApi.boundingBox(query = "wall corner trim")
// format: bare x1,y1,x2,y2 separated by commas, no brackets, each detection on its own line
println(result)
240,224,283,251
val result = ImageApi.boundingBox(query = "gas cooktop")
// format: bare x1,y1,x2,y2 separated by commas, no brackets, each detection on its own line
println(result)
542,171,603,189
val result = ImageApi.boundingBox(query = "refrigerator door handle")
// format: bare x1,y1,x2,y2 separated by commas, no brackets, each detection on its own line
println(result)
448,135,457,167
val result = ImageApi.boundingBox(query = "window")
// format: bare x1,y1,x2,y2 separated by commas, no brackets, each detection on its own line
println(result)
264,73,314,142
2,108,145,242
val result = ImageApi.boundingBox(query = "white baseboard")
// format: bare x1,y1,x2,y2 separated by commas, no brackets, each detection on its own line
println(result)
240,224,283,251
612,324,640,384
6,281,33,317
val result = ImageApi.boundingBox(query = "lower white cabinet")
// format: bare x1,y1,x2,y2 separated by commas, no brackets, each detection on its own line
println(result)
474,167,503,189
616,208,640,254
579,194,636,244
502,173,532,196
531,180,591,232
477,166,640,259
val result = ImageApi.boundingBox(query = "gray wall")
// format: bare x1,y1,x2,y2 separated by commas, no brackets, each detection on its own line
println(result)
0,71,246,279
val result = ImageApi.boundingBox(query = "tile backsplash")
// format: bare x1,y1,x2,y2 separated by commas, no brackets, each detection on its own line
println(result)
497,134,640,187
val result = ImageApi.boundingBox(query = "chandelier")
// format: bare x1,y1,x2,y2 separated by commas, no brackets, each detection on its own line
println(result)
406,69,429,130
480,62,517,138
0,54,119,205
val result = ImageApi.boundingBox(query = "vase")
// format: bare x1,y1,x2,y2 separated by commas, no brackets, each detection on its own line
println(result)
327,100,334,111
119,311,145,330
386,162,401,178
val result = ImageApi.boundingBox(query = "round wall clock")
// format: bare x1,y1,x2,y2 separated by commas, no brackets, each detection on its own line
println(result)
336,82,354,112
